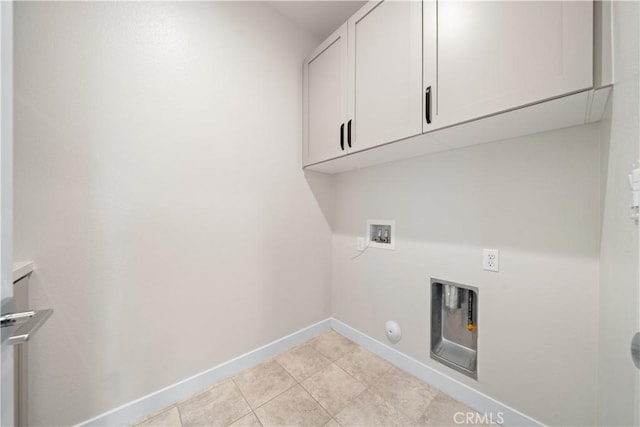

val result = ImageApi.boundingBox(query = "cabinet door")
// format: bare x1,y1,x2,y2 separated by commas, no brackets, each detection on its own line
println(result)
348,0,423,153
430,0,593,130
423,0,437,132
303,24,348,166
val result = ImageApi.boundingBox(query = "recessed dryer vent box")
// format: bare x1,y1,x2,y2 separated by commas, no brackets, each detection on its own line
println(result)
367,220,395,250
431,278,478,379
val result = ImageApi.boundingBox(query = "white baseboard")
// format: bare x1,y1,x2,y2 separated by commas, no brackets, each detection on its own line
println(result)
78,318,332,426
330,318,543,427
79,317,542,427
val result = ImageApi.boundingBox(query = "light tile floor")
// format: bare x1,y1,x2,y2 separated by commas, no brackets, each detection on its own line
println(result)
134,330,483,427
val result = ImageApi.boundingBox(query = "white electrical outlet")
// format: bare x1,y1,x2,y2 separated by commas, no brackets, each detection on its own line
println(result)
483,249,499,272
356,237,365,251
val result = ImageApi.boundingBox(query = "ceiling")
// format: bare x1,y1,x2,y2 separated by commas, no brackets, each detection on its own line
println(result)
266,1,367,41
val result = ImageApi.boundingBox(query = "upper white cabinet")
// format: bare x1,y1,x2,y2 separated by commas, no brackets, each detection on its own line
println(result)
348,0,423,153
303,1,422,166
304,0,603,172
426,0,593,130
303,24,348,166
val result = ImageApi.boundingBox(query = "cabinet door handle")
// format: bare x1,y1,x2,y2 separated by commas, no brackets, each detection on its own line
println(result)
425,86,432,124
347,120,352,148
340,123,345,150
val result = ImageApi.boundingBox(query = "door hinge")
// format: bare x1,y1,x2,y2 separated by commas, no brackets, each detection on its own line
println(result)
628,165,640,222
632,332,640,370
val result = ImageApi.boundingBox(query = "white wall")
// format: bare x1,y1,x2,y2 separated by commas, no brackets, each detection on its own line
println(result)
332,124,602,426
0,2,14,426
13,2,332,425
598,1,640,425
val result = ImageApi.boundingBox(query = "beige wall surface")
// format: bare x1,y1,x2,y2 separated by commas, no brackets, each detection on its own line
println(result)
13,2,332,425
598,1,640,425
331,124,601,426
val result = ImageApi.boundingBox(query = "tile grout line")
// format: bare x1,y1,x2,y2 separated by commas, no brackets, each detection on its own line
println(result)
323,344,431,425
396,386,443,423
281,356,350,427
333,344,452,424
227,377,259,427
300,336,366,423
142,331,455,427
296,371,334,423
133,403,181,426
297,335,475,426
254,337,351,425
248,359,299,414
413,391,442,425
175,404,184,427
294,342,369,424
226,332,336,424
250,382,299,418
277,339,344,423
365,366,425,422
329,378,371,424
328,329,464,419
